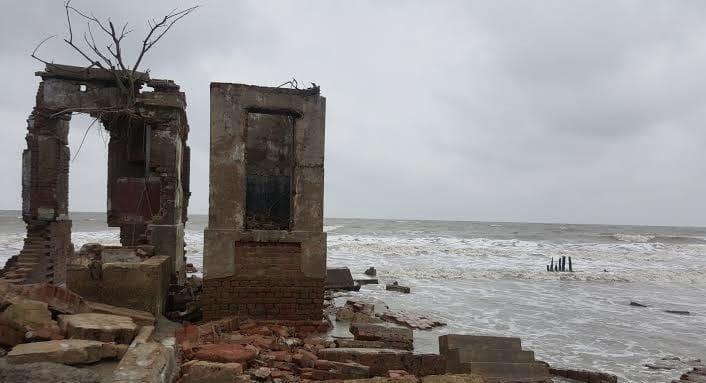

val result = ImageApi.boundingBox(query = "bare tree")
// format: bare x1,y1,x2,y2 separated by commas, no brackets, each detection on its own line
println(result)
32,1,199,107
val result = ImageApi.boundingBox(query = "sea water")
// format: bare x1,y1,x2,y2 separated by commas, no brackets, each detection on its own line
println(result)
1,211,705,382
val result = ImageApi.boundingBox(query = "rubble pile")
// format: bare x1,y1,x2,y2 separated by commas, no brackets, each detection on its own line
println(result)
175,316,450,382
334,299,446,331
0,281,175,382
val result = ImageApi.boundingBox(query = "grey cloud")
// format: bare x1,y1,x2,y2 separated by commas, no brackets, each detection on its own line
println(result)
0,0,704,226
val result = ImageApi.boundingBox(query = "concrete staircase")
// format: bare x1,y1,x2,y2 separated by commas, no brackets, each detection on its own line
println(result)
0,229,53,284
439,335,550,382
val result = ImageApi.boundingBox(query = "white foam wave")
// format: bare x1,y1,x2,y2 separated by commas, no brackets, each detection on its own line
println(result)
613,233,656,243
324,225,343,232
379,267,706,284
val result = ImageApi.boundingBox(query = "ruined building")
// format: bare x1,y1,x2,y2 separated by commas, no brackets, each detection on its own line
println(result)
0,64,190,315
202,83,326,321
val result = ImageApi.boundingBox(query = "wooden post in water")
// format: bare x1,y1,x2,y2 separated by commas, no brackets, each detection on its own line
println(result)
568,257,573,272
550,258,554,272
562,256,567,271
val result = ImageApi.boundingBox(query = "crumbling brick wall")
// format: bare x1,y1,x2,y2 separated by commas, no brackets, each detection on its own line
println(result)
0,64,191,286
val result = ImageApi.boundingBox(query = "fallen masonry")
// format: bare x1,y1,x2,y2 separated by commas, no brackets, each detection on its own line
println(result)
7,339,127,365
386,281,411,294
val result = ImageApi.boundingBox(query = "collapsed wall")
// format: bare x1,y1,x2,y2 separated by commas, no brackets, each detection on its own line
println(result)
202,83,326,321
0,64,191,297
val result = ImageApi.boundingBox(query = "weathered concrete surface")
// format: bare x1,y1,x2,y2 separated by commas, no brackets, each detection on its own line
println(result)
439,334,549,382
84,301,156,326
549,367,618,383
317,348,445,377
203,83,326,321
7,339,127,365
342,378,418,383
180,360,244,383
58,313,138,344
326,267,359,290
192,343,258,364
0,361,101,383
350,323,413,350
439,335,522,353
421,374,486,383
0,296,62,345
67,256,170,316
0,282,88,314
110,342,176,383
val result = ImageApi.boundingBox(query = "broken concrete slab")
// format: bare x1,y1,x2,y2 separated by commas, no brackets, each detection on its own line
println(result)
180,360,244,383
192,343,259,364
350,323,413,350
317,348,445,377
342,377,418,383
7,339,127,365
0,361,101,383
335,339,388,348
326,267,360,291
460,362,549,382
549,367,618,383
84,301,155,326
110,341,176,383
421,374,486,383
67,256,170,316
439,335,522,353
58,313,138,344
0,296,62,345
385,282,410,294
378,310,446,330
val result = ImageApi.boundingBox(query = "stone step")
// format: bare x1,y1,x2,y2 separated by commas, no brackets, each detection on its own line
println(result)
439,335,522,353
460,362,549,381
457,348,535,363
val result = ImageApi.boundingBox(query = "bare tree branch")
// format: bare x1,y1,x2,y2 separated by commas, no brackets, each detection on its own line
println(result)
31,1,198,114
30,35,57,66
131,5,199,75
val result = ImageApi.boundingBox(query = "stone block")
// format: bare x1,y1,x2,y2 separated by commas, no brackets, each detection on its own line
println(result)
0,297,61,343
421,374,486,383
385,282,411,294
350,323,413,350
58,313,138,344
84,301,156,327
7,339,126,365
149,224,185,283
326,267,356,290
460,362,549,382
110,342,176,383
317,348,444,377
336,339,388,349
0,362,102,383
180,360,244,383
193,343,258,364
456,348,535,363
439,335,522,354
67,256,170,316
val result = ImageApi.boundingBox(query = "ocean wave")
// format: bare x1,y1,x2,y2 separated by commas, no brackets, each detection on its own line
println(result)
326,233,705,261
324,225,343,232
612,233,656,243
379,267,706,284
611,232,706,244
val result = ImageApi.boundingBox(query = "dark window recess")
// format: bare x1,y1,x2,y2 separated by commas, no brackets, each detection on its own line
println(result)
245,112,295,230
246,175,291,230
126,122,146,163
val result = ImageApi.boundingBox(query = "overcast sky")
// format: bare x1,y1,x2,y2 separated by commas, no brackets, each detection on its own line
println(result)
1,0,705,226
